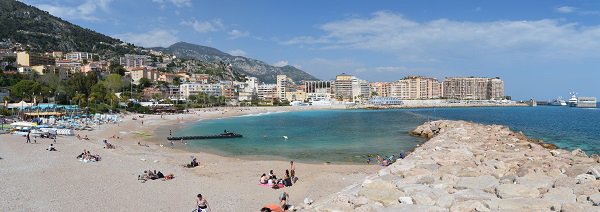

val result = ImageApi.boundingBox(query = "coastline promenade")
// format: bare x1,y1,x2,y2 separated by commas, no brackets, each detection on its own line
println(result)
308,120,600,211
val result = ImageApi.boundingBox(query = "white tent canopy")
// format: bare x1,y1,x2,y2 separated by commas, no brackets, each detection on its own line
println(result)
10,122,37,127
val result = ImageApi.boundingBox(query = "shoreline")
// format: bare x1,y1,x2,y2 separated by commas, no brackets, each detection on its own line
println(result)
1,105,380,211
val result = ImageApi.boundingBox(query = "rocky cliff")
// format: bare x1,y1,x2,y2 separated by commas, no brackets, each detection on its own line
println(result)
304,120,600,211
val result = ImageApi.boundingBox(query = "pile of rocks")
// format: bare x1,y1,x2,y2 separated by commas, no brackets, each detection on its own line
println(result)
305,120,600,211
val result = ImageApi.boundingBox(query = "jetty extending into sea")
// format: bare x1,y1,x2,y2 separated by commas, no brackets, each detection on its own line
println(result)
306,120,600,211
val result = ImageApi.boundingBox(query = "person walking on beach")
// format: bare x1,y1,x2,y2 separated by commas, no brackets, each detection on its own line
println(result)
26,132,31,143
169,130,172,136
195,193,210,212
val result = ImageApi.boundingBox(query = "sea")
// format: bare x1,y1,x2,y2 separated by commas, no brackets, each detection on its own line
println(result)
173,106,600,163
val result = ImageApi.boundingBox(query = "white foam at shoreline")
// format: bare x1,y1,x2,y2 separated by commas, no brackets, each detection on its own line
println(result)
234,111,287,118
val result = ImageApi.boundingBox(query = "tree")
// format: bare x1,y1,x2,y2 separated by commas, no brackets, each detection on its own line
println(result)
138,78,152,88
172,76,181,86
104,74,123,93
10,80,41,100
109,64,126,76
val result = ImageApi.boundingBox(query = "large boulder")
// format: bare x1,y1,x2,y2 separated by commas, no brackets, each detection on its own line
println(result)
449,200,490,212
455,175,499,190
488,198,554,211
515,173,554,189
495,184,540,199
358,180,404,206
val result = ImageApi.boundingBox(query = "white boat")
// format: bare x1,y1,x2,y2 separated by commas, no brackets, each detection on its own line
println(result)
549,97,567,106
568,92,578,107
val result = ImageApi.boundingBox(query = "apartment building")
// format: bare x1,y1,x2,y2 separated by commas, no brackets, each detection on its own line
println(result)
442,77,504,100
389,76,443,99
120,54,149,68
16,51,55,66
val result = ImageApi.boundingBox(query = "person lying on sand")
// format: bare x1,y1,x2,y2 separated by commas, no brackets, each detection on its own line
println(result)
46,144,57,151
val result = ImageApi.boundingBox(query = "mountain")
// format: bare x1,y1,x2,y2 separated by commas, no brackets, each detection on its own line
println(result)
0,0,137,56
151,42,318,83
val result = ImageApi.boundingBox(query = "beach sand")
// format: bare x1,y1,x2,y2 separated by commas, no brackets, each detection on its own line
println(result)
0,106,379,211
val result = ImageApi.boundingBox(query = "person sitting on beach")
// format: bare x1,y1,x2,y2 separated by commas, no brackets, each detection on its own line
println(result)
279,191,290,210
76,134,81,140
46,144,57,151
399,152,406,159
260,173,268,184
196,193,210,212
190,156,199,167
283,170,292,187
268,170,277,180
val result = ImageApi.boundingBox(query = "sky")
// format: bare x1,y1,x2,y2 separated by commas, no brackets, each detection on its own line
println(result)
21,0,600,100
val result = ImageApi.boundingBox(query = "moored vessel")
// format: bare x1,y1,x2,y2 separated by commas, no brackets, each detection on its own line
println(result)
568,92,578,107
577,97,597,108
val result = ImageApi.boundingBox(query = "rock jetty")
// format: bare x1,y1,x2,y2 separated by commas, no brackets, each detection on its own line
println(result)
304,120,600,211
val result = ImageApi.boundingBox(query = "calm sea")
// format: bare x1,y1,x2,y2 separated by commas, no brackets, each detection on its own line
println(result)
173,106,600,163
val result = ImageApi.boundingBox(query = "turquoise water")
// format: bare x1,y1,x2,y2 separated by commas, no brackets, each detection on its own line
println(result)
174,106,600,163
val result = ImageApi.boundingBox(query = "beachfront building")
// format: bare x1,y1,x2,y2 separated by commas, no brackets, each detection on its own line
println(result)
238,77,259,101
334,73,354,102
16,51,55,66
285,90,308,102
220,81,237,101
276,74,293,101
179,83,222,99
257,83,277,101
369,82,390,97
352,78,371,102
120,54,149,68
303,80,333,101
442,77,505,100
389,76,443,99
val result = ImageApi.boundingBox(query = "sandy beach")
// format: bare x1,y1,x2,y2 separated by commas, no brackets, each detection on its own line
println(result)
0,105,380,211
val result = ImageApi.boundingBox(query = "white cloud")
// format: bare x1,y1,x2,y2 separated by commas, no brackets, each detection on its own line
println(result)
228,30,250,39
181,19,224,33
283,11,600,62
273,60,289,67
152,0,192,8
36,0,112,21
228,49,247,57
116,29,179,47
556,6,577,14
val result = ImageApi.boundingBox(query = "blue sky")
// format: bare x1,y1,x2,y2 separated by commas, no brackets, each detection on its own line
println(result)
22,0,600,100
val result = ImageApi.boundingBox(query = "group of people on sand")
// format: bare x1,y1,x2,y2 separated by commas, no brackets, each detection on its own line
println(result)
138,170,174,183
367,152,406,166
259,161,297,189
76,149,101,163
76,134,90,141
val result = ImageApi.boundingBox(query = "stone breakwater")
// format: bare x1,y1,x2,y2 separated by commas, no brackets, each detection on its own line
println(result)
304,120,600,211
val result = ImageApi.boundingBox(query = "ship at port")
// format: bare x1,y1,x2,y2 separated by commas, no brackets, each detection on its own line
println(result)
549,97,567,106
568,92,578,107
